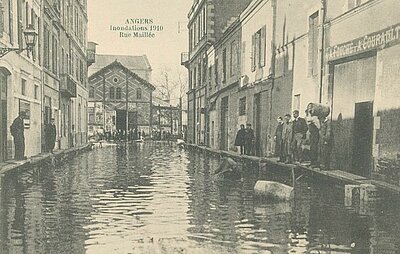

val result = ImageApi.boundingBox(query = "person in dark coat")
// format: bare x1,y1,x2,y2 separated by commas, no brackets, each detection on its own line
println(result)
306,113,320,168
45,118,57,153
274,117,284,159
319,116,333,170
10,111,26,160
292,110,308,163
244,123,255,156
234,124,246,155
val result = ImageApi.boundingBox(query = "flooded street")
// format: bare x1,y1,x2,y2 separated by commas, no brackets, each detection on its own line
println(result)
0,142,399,254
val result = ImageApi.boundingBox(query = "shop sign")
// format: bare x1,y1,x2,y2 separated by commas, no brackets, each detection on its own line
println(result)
19,99,30,128
326,23,400,61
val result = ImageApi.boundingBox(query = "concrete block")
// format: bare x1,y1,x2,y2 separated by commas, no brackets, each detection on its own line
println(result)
254,180,293,201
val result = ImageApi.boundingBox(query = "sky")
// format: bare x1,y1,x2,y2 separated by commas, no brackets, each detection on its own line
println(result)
87,0,192,104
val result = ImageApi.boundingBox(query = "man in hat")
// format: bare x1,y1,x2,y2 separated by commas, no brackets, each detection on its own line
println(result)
10,111,26,160
45,118,57,153
292,110,308,163
244,123,255,155
234,124,246,155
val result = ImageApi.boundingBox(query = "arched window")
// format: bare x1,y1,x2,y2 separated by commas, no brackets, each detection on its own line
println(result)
89,86,95,98
109,87,115,99
116,87,122,99
136,88,142,99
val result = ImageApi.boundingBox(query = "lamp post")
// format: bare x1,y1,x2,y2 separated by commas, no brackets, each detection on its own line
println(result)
0,24,38,58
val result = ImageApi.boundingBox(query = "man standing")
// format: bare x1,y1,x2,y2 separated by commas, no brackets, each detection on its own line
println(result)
307,113,320,168
274,117,284,159
244,123,255,155
234,124,246,155
319,116,333,170
45,118,57,153
292,110,308,163
10,111,26,160
281,114,293,163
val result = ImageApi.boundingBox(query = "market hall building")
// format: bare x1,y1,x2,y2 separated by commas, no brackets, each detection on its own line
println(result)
88,60,155,136
323,0,400,183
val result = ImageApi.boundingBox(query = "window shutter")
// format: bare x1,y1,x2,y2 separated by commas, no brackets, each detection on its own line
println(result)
308,17,314,77
251,34,256,72
260,26,266,67
0,0,4,37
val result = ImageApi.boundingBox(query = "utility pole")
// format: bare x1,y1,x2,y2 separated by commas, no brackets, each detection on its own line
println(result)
179,97,182,138
125,70,129,143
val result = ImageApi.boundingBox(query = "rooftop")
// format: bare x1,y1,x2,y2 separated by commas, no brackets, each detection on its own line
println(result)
88,54,152,77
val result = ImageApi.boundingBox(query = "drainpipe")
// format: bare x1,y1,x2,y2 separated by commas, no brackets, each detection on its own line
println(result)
319,0,327,103
269,0,277,155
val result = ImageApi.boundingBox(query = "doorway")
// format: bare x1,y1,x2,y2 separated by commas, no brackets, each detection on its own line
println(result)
352,101,373,177
254,93,261,156
0,71,8,163
220,96,228,151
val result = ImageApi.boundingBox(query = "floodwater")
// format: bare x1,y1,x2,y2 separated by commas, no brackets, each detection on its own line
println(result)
0,142,399,254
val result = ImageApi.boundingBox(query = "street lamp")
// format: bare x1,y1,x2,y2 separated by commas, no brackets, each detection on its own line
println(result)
0,24,38,58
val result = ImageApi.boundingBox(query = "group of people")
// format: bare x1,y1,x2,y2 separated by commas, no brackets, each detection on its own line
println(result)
274,109,332,170
98,128,146,142
10,111,57,160
234,123,255,155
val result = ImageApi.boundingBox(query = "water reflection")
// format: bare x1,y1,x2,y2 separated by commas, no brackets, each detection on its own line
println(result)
0,142,399,253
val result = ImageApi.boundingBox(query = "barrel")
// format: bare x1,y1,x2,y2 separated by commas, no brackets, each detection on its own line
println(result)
307,103,330,118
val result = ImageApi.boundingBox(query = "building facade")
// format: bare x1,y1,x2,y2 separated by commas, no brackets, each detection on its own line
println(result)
0,0,90,162
0,0,42,161
88,61,155,136
183,0,252,145
185,0,400,185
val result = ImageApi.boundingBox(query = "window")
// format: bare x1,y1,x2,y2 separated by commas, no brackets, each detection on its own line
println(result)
136,88,142,99
294,94,301,111
222,48,227,82
21,79,26,96
34,85,38,99
17,0,23,50
308,11,319,77
214,57,219,87
193,67,197,88
348,0,361,10
230,40,238,76
208,66,212,91
109,87,115,99
89,86,95,98
116,87,122,99
251,26,266,71
239,97,246,116
52,35,58,74
43,25,50,69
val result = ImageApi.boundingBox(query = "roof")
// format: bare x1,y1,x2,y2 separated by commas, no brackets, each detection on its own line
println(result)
89,60,156,91
88,54,152,77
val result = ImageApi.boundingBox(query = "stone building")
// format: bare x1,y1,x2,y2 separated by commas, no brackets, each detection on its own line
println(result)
0,0,42,161
182,0,252,145
0,0,91,162
185,0,400,185
88,60,155,136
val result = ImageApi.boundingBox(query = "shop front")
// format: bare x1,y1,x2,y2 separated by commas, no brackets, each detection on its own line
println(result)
326,23,400,181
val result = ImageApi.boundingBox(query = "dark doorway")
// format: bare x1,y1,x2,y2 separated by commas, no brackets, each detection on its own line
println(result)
352,101,373,177
220,96,228,151
254,93,261,156
116,110,137,131
0,72,7,163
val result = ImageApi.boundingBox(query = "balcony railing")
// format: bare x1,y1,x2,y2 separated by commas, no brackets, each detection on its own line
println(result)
60,74,77,98
87,42,97,66
181,52,189,67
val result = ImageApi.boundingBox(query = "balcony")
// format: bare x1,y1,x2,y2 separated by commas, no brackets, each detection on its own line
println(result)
60,74,77,98
181,52,189,68
87,42,98,66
